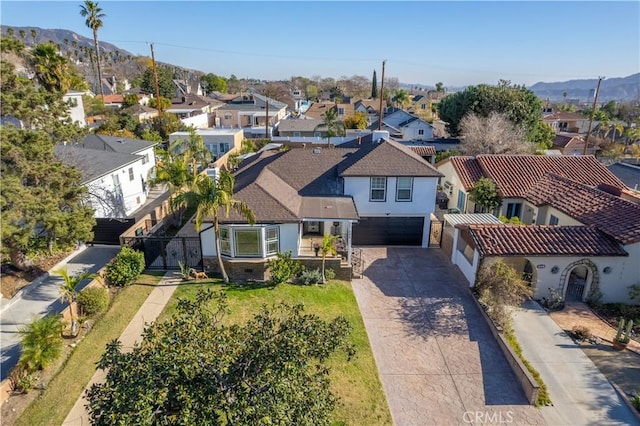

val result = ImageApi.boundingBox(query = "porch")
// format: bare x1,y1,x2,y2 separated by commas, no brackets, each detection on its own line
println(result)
299,234,350,266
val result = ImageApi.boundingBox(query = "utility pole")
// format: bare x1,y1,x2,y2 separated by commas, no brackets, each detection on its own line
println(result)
265,92,270,141
583,76,604,155
378,60,386,131
150,43,162,112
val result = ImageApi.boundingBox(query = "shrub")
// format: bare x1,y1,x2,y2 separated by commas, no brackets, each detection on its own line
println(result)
298,269,322,286
571,325,592,341
324,268,336,281
631,391,640,412
15,372,38,394
77,287,110,316
104,247,145,287
267,251,302,285
18,315,64,373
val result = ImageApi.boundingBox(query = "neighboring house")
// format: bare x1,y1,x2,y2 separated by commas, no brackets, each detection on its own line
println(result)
122,104,159,122
607,162,640,193
166,94,223,128
542,111,593,134
552,132,598,156
404,143,436,164
276,117,324,137
54,134,158,218
407,94,434,122
63,90,86,127
95,94,124,109
215,94,288,138
169,128,243,159
369,109,434,141
174,79,203,97
199,140,443,280
354,99,381,125
304,102,355,121
437,154,638,304
101,75,130,95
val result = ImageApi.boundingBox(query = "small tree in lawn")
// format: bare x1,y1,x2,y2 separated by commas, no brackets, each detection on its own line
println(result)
172,172,255,283
55,267,99,336
18,315,64,373
468,178,502,214
320,234,338,284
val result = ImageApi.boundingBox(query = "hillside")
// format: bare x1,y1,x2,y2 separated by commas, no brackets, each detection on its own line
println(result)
530,74,639,102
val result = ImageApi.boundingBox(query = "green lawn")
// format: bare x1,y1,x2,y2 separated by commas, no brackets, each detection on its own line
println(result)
161,279,392,426
16,272,164,426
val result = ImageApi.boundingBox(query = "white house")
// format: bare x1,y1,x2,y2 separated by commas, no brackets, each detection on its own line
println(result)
199,140,443,280
55,135,157,218
169,128,243,159
63,90,86,128
371,109,433,141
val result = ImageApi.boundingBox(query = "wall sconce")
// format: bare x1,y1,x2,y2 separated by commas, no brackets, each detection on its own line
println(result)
603,266,612,274
333,222,340,227
551,266,559,274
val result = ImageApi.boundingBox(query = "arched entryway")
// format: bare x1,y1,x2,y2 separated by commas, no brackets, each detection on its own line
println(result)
561,259,599,302
522,260,534,287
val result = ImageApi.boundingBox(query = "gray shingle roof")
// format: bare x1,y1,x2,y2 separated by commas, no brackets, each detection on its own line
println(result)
340,141,443,177
54,144,140,184
277,118,323,132
79,134,157,155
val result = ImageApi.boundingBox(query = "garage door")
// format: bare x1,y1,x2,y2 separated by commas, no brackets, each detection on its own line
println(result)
352,217,424,246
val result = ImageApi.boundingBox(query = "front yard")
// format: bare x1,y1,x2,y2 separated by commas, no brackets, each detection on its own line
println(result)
160,279,392,426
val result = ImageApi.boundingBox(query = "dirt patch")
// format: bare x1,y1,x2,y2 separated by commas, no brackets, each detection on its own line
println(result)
1,252,72,299
590,303,640,336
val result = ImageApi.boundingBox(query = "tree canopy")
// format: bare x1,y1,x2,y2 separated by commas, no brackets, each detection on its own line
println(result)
200,72,227,94
459,112,533,155
438,81,543,141
344,111,368,129
468,178,502,212
86,290,355,425
140,65,175,98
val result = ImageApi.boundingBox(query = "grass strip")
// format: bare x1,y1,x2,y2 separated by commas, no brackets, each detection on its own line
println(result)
15,272,164,426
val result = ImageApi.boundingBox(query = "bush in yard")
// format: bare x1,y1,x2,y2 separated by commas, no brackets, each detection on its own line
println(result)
267,251,303,285
570,325,592,341
77,286,110,316
14,372,38,394
18,315,64,373
298,268,323,285
104,247,145,287
324,268,336,281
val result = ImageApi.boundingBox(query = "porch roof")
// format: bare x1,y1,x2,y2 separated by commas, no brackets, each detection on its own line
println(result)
301,197,359,221
444,213,502,227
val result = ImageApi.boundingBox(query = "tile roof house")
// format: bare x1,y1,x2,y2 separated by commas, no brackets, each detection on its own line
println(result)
198,140,443,280
166,94,224,128
552,132,598,156
54,135,158,218
439,155,639,304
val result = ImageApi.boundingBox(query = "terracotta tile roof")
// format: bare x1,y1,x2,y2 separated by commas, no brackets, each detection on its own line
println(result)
541,111,587,122
474,155,625,198
466,224,628,257
448,156,485,191
340,141,443,177
525,173,640,245
304,102,355,120
408,146,436,157
95,94,124,104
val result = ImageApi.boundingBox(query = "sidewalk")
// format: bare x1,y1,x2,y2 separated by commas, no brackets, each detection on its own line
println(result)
62,272,180,425
550,302,640,355
512,301,638,425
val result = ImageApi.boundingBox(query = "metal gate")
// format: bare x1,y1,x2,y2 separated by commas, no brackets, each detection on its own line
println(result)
429,220,443,247
565,274,586,301
351,248,364,278
122,236,202,270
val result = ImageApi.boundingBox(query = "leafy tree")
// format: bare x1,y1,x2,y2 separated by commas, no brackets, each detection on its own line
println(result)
371,69,378,99
393,88,410,109
18,315,64,373
267,251,303,285
343,111,368,129
435,82,445,93
459,112,533,155
86,290,355,425
147,96,171,111
320,234,338,284
79,0,106,98
319,107,344,146
438,82,542,141
121,93,139,108
147,113,187,140
172,172,255,283
1,61,94,270
305,83,318,100
138,128,163,142
435,150,462,163
200,72,227,94
140,66,175,98
468,178,502,213
29,43,71,93
55,267,99,335
528,121,555,150
170,128,211,177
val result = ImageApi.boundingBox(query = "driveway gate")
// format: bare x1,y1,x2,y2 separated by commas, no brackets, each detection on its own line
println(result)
122,236,202,270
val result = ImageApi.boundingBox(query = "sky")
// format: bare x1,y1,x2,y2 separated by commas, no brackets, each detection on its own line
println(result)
1,1,639,87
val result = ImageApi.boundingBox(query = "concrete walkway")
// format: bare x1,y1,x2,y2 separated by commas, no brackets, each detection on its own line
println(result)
62,272,181,426
512,301,639,425
550,302,640,355
0,245,121,381
352,247,544,425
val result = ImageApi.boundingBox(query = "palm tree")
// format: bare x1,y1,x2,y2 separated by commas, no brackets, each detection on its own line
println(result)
319,234,338,284
172,172,255,283
18,315,64,372
170,129,211,177
30,29,37,42
19,29,26,40
55,267,99,336
319,107,344,146
394,89,410,109
30,43,70,93
79,0,106,98
608,122,625,143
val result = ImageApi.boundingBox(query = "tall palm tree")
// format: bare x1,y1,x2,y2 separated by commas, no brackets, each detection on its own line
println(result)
79,0,106,98
30,43,70,93
394,89,410,109
55,267,99,336
319,107,344,147
319,234,338,284
170,129,211,177
172,172,255,283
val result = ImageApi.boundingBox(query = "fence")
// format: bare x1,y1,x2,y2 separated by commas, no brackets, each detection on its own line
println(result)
122,236,202,270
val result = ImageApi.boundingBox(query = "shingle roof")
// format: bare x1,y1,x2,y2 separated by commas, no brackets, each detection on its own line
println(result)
340,141,443,177
79,134,157,155
277,118,323,132
607,163,640,190
525,173,640,245
473,155,625,197
54,144,141,184
448,156,484,190
408,146,436,157
466,224,628,257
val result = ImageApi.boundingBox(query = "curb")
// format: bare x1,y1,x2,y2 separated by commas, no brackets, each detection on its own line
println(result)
0,245,89,315
609,381,640,423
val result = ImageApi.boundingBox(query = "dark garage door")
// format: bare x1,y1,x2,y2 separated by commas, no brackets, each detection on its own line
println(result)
352,217,424,246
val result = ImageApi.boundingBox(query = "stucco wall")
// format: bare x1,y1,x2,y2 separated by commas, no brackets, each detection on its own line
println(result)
343,176,437,216
87,158,147,218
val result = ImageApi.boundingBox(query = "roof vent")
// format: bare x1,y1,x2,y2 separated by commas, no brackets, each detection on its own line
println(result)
312,148,322,154
117,139,124,144
597,183,622,197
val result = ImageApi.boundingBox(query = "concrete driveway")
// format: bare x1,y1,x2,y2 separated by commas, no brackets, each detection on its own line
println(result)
352,247,545,425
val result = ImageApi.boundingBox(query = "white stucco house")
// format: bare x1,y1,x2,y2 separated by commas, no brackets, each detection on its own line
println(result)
370,109,433,141
62,90,86,127
437,154,640,304
198,140,443,280
55,134,157,218
169,128,243,159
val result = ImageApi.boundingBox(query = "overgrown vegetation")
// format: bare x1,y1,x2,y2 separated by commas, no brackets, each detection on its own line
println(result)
104,247,145,287
77,286,109,316
267,251,303,285
16,315,64,377
469,178,502,212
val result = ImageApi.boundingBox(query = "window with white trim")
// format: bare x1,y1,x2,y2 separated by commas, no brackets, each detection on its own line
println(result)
220,143,230,153
128,167,134,181
266,226,279,255
396,177,413,201
234,229,261,256
549,215,559,226
219,227,231,255
293,131,301,137
370,177,387,201
418,129,425,136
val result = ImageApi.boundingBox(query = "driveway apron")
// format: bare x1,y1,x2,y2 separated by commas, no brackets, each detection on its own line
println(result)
351,247,545,425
